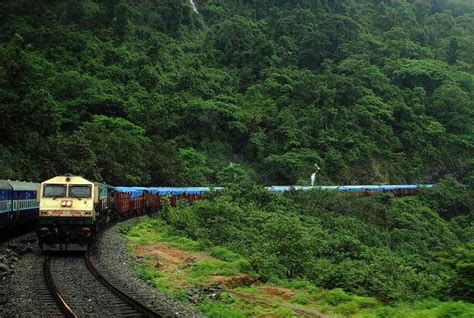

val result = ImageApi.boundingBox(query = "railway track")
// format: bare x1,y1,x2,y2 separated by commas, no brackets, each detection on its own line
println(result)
44,254,163,317
42,256,76,317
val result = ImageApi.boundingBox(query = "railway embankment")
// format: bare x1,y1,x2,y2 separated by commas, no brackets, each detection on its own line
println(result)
95,217,203,317
121,218,346,317
0,233,46,317
0,236,36,275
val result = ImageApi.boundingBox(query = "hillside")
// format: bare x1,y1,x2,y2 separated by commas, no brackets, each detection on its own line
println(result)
122,177,474,316
0,0,473,185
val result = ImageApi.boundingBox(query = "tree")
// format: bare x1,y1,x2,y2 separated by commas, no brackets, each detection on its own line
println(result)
441,243,474,301
178,148,213,186
77,115,150,185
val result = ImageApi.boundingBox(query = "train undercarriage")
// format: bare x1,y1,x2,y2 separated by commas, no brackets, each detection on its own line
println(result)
36,217,97,251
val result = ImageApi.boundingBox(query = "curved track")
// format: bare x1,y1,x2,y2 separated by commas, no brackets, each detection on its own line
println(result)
84,252,164,317
44,254,163,317
43,256,78,318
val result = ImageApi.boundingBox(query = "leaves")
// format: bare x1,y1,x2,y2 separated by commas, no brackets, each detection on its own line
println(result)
0,0,472,185
163,180,474,302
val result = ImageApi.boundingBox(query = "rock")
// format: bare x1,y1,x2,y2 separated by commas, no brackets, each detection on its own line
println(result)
0,263,10,273
18,246,33,255
184,256,197,265
186,289,203,304
7,243,17,249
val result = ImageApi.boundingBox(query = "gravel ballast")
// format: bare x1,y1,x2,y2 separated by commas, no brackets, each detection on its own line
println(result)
50,255,142,317
0,233,58,318
93,216,203,318
1,218,202,317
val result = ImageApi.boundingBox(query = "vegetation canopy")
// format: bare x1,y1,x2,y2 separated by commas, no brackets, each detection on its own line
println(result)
0,0,472,186
124,176,474,316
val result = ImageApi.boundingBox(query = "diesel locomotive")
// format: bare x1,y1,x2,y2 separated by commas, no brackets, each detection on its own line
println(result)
36,175,116,251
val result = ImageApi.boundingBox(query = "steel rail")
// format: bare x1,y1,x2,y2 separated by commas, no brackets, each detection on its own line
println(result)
43,256,79,318
84,252,162,318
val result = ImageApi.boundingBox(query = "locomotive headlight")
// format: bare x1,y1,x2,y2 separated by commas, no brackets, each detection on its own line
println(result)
61,200,72,207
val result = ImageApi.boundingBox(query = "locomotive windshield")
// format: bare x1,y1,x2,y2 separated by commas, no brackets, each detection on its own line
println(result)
43,184,66,198
69,185,91,198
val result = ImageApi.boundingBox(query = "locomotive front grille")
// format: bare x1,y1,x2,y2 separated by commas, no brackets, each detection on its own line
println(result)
38,216,94,225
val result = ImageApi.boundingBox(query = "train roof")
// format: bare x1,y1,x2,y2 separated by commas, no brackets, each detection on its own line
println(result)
94,182,114,189
42,175,93,185
266,184,433,193
114,184,433,197
0,180,39,191
115,187,224,198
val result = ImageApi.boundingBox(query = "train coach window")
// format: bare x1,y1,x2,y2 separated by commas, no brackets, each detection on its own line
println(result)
69,185,91,198
43,185,66,198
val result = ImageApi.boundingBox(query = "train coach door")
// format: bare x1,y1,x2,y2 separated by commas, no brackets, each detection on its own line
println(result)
10,191,17,225
15,192,20,222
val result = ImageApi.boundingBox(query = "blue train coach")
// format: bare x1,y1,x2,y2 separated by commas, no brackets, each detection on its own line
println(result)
0,180,40,231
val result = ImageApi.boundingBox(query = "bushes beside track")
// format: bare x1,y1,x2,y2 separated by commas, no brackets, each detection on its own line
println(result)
162,177,473,304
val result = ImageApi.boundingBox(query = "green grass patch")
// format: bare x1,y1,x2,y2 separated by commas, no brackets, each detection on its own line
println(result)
355,300,474,318
124,218,202,250
198,300,248,318
124,218,474,318
209,246,253,273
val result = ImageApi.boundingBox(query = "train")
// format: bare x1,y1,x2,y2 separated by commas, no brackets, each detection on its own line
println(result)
0,180,40,232
36,175,116,251
36,176,213,251
37,176,434,251
0,175,434,251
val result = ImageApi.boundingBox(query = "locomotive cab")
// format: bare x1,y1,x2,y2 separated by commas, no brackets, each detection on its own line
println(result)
37,175,110,251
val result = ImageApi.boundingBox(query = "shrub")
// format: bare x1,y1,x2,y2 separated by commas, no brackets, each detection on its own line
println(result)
322,288,351,306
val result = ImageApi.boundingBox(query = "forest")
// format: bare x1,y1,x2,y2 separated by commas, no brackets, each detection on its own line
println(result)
128,175,473,316
1,1,473,316
0,0,473,186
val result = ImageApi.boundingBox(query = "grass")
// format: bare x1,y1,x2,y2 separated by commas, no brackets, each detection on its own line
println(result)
188,259,242,278
354,300,474,318
121,217,203,251
122,218,474,318
121,218,253,294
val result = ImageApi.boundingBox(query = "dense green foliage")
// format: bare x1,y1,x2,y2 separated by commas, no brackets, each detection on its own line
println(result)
163,177,473,303
0,0,473,185
123,217,474,317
